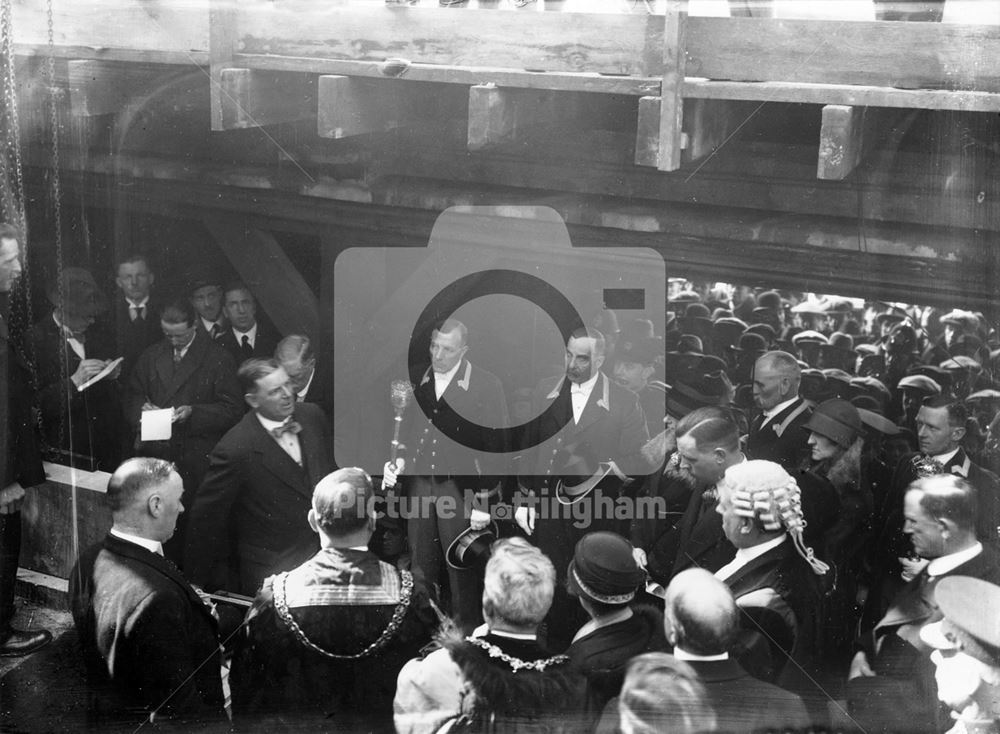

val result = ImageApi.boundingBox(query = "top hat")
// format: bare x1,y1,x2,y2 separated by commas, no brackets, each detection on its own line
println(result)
446,522,499,570
566,532,645,606
553,443,626,505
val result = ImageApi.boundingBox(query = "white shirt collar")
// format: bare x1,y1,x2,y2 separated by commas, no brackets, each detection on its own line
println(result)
927,542,982,577
257,413,293,432
715,533,787,582
570,371,600,396
110,527,163,556
931,449,961,467
232,322,258,344
126,296,150,309
571,607,633,644
297,367,316,400
673,646,729,662
433,360,462,394
763,397,799,423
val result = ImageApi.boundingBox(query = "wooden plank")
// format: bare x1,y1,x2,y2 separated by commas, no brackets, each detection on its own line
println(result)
682,98,758,163
683,79,1000,113
635,96,662,168
209,0,237,131
467,85,559,152
67,60,178,116
816,105,912,180
10,0,209,58
239,53,662,95
318,75,427,139
234,3,661,75
685,17,1000,91
655,4,686,172
203,216,320,339
217,68,315,129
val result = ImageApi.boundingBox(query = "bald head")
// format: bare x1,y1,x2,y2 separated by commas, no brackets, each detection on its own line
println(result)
664,569,739,656
310,468,374,543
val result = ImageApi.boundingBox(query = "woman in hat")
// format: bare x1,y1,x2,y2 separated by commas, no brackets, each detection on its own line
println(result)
801,399,874,652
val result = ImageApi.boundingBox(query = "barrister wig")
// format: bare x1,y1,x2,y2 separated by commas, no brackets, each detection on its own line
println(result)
720,460,830,576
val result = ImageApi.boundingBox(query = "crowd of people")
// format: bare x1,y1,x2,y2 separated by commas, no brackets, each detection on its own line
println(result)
4,219,1000,732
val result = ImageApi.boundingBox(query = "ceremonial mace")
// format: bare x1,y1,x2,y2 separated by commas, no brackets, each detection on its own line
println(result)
389,379,414,465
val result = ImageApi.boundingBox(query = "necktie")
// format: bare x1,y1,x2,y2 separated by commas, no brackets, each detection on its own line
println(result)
210,323,223,340
130,305,145,322
270,420,302,440
241,334,253,358
173,347,183,364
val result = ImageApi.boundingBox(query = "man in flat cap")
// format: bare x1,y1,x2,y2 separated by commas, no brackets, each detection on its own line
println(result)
922,576,1000,734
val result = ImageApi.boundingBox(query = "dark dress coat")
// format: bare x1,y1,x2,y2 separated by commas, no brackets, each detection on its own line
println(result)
517,372,649,646
28,315,122,470
124,329,242,491
848,547,1000,733
68,533,226,728
565,605,667,712
230,547,434,733
216,322,281,367
0,299,46,637
184,402,334,595
746,397,813,471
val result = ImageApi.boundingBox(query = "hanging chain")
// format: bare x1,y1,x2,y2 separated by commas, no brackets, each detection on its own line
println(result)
1,0,27,234
46,0,69,453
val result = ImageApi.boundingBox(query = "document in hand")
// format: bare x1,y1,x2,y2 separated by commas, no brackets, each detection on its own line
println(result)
76,357,124,392
141,408,173,441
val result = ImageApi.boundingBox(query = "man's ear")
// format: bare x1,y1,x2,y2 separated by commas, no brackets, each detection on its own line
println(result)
147,493,162,519
244,392,258,410
307,508,319,534
952,425,967,444
593,353,606,372
714,447,727,465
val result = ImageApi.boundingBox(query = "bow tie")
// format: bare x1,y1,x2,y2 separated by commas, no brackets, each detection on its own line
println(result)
270,420,302,439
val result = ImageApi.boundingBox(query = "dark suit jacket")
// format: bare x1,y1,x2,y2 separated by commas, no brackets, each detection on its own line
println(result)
125,330,242,484
671,481,736,578
184,402,334,595
688,657,811,733
849,547,1000,733
29,315,122,470
401,359,509,492
113,297,162,380
869,449,1000,615
69,533,225,726
0,303,45,490
216,322,281,367
746,397,813,471
595,657,810,734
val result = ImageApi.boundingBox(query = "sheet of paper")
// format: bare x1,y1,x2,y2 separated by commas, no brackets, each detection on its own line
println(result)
76,357,124,392
141,408,173,441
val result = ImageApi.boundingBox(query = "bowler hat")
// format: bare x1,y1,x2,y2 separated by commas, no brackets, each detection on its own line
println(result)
446,523,499,570
617,336,661,366
803,398,861,448
800,369,830,403
566,532,644,606
665,370,731,418
731,332,768,354
756,290,784,312
744,323,776,343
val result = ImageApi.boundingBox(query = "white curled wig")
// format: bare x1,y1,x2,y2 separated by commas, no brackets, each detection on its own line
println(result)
720,460,829,576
